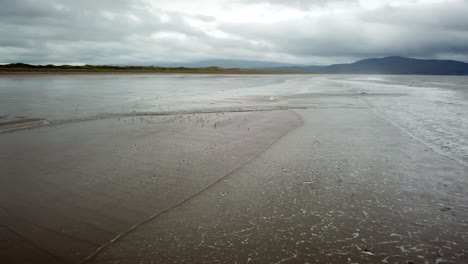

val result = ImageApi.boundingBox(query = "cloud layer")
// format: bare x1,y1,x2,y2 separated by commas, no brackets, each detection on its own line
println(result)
1,0,467,65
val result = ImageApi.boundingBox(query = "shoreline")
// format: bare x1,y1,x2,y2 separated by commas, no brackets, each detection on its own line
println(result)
0,71,307,76
0,68,302,75
0,71,303,74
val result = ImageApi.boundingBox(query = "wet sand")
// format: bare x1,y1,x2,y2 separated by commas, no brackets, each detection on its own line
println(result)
1,74,468,264
0,110,302,263
88,107,468,264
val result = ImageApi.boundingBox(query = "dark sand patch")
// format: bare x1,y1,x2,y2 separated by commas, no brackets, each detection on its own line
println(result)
0,118,45,127
0,118,47,133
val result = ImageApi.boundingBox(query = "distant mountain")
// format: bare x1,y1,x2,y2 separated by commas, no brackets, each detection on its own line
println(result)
7,57,468,75
156,59,302,69
272,56,468,75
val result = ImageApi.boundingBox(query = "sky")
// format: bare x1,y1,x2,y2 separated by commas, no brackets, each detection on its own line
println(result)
1,0,468,65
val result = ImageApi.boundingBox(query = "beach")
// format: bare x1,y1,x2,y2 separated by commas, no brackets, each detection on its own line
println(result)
90,107,468,264
1,74,467,263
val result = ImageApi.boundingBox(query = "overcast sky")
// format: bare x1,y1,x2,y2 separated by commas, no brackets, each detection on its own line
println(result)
1,0,468,65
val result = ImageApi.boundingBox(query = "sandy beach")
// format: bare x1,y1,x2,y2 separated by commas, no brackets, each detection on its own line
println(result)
0,109,301,263
89,107,468,264
1,74,467,264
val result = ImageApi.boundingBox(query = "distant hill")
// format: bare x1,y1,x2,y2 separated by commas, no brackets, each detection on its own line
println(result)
272,56,468,75
0,63,294,74
156,59,303,69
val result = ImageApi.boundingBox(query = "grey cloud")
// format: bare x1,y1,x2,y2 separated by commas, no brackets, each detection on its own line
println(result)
238,0,357,9
217,1,468,62
0,0,213,64
1,0,468,64
361,2,468,32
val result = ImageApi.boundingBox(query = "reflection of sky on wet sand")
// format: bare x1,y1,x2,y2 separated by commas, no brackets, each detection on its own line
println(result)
2,74,468,164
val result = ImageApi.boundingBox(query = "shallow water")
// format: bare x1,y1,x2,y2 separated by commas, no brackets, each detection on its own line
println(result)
1,74,467,165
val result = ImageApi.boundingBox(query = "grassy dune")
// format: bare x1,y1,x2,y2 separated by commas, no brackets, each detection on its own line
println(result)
0,63,297,74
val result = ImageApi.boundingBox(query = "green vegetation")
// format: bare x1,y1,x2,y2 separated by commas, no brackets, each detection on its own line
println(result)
0,63,297,74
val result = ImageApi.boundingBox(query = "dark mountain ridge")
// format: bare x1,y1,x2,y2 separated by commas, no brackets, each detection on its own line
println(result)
274,56,468,75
